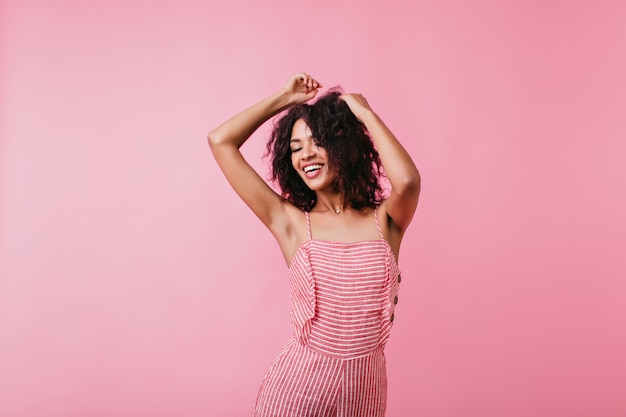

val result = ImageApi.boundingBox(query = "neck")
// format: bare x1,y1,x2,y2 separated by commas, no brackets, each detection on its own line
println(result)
315,192,343,214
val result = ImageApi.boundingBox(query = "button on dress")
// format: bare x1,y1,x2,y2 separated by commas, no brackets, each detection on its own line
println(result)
253,208,401,417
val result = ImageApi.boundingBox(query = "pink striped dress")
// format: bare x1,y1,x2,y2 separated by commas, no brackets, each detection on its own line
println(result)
253,207,401,417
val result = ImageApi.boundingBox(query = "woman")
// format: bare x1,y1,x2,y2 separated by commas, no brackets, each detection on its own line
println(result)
208,73,420,417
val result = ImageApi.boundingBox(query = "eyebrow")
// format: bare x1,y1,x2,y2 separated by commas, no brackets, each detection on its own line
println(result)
290,132,314,143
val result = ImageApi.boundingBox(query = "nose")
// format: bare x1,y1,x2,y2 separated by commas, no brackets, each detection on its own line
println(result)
300,141,317,160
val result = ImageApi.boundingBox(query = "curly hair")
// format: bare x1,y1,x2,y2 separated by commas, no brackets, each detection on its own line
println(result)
266,89,385,212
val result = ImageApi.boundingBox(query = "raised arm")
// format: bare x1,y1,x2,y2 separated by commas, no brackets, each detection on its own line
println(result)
340,94,420,234
207,74,322,231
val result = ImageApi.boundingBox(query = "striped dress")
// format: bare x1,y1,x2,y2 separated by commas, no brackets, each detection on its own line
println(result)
253,208,401,417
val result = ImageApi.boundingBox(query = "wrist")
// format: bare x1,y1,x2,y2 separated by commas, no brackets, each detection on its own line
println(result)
356,108,377,124
270,88,294,112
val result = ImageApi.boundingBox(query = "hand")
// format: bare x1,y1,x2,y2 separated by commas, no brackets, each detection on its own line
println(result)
339,93,374,122
282,73,323,105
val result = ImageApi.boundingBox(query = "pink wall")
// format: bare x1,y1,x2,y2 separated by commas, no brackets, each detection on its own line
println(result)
2,1,625,416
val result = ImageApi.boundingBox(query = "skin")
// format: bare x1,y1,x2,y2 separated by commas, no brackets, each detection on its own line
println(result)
289,118,338,195
208,73,420,266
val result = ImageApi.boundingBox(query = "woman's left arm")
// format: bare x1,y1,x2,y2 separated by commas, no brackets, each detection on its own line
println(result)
340,94,421,232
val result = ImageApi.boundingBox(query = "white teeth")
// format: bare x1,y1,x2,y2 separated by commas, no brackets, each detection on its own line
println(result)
304,164,323,173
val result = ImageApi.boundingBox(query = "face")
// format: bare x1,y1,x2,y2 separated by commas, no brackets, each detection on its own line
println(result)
290,118,337,192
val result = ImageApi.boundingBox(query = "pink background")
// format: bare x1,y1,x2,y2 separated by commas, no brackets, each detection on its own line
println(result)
2,1,625,416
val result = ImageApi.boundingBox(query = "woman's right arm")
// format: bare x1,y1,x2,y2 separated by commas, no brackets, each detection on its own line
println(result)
207,74,322,231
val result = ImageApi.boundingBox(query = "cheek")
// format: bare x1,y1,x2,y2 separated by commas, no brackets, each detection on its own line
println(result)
326,160,339,176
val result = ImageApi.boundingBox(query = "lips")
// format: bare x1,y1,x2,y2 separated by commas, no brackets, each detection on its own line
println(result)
302,163,324,178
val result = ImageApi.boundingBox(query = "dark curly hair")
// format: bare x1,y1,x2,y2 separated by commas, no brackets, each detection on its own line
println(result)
266,88,385,212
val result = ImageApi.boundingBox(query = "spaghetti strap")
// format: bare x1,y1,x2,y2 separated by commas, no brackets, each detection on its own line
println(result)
374,206,384,239
304,211,312,240
255,205,399,417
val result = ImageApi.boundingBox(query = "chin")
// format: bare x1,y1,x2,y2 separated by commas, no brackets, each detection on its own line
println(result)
308,182,338,193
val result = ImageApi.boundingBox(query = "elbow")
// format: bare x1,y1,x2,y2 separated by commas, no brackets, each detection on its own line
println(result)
395,170,421,197
207,131,221,150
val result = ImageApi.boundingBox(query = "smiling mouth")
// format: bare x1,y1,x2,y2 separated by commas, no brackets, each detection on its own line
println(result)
303,164,324,175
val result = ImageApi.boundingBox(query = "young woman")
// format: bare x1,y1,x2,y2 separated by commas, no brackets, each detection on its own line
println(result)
208,73,420,417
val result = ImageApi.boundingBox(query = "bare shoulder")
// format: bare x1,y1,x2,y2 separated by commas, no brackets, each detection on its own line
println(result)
283,203,309,241
272,201,309,266
377,200,405,260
